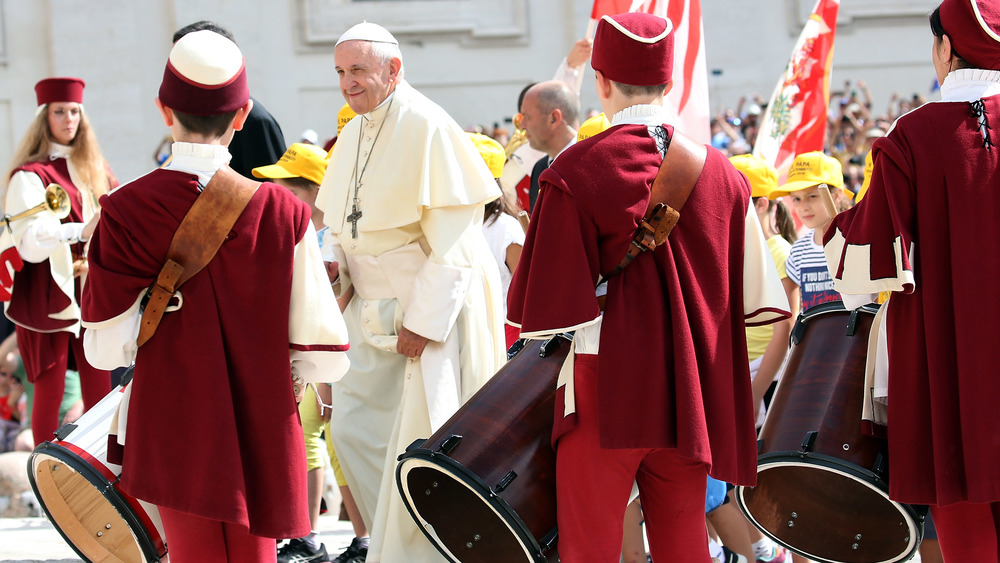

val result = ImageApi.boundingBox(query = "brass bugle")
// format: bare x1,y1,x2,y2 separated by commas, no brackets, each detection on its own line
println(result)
5,184,72,223
504,128,527,159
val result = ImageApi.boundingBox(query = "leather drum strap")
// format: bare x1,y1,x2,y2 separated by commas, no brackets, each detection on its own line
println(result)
609,129,707,276
137,166,259,347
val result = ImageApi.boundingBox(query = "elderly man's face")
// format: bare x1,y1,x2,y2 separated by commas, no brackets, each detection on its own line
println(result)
335,40,399,115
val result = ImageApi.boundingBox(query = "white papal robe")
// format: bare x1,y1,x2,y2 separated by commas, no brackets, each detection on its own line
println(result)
317,80,506,563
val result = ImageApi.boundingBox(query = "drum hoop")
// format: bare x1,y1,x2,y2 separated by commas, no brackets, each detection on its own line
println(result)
798,300,879,324
27,442,166,562
756,451,889,488
736,460,922,563
396,450,548,563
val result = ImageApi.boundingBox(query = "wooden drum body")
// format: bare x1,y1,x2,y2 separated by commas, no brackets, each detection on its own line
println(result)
396,335,569,563
27,379,167,563
736,302,923,563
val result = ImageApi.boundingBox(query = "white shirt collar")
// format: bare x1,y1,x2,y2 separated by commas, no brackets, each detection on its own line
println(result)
611,104,669,127
49,142,72,160
940,68,1000,102
363,84,401,123
163,142,232,188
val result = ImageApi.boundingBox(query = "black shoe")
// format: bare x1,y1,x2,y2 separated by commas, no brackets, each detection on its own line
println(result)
330,537,368,563
278,537,330,563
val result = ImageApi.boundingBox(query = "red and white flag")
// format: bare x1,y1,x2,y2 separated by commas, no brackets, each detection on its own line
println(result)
753,0,840,178
589,0,710,143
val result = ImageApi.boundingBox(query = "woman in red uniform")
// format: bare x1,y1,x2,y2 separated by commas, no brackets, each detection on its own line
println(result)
824,1,1000,559
3,77,114,446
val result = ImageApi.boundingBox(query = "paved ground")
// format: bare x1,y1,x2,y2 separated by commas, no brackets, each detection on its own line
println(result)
0,513,358,563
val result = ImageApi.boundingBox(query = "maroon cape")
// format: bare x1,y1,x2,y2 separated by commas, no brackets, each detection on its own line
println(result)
825,95,1000,505
82,168,313,538
508,124,759,485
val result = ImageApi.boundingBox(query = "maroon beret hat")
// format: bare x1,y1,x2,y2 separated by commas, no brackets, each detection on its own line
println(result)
591,13,675,87
159,30,249,116
35,77,85,106
940,0,1000,70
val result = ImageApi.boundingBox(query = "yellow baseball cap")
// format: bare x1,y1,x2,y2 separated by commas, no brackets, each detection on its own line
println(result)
251,143,329,185
578,113,611,142
854,150,874,203
468,133,505,179
729,154,779,199
338,103,357,136
777,151,850,197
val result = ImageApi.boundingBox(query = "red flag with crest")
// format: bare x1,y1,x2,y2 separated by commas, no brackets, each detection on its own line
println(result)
753,0,840,178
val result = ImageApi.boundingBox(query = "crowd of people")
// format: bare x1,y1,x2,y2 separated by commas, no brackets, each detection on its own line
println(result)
2,1,999,563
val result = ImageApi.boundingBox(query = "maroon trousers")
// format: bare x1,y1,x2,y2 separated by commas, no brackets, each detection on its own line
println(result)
17,325,110,446
555,353,711,562
930,501,1000,561
158,505,276,563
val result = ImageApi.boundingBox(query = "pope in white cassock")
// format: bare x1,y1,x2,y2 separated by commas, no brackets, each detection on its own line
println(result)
316,22,507,563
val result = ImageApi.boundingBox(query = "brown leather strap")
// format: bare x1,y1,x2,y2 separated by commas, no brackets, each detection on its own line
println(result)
609,129,707,276
137,166,259,346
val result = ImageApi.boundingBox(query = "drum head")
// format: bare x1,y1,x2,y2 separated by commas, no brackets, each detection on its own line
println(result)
736,460,921,563
397,453,550,563
28,444,164,563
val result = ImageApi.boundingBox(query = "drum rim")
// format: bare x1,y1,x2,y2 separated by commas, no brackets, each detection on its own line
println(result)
798,300,879,323
735,460,922,563
27,442,165,563
396,449,548,563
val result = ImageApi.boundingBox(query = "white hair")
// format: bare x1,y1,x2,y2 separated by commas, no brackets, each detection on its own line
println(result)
369,41,405,80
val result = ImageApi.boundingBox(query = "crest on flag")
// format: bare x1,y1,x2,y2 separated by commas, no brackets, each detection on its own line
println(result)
753,0,840,178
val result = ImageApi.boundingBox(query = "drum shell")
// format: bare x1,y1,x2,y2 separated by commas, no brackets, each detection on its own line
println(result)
397,336,568,563
737,303,922,563
758,303,883,468
27,382,166,563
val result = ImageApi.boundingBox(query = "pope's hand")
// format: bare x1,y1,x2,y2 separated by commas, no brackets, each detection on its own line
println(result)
397,326,429,358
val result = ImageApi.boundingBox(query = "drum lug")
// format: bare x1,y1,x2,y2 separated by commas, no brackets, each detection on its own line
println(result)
846,309,860,336
799,430,818,453
54,423,78,441
540,528,559,552
790,315,807,345
404,438,426,453
493,470,518,494
872,451,887,477
438,434,463,455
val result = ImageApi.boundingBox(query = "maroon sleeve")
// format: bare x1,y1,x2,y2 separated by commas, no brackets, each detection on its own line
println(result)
507,170,602,335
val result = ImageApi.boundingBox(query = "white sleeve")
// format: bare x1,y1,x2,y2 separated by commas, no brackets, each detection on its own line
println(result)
743,201,791,326
5,171,64,263
321,227,352,298
402,204,482,342
82,291,144,370
552,58,584,96
290,222,351,384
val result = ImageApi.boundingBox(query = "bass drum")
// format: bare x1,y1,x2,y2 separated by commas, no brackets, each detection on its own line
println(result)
27,367,167,563
736,302,923,563
396,335,570,563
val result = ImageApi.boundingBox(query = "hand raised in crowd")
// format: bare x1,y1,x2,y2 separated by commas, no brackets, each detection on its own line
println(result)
567,38,594,69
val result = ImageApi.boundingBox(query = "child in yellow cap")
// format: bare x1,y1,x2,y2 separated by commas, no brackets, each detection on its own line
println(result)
778,151,850,312
468,133,524,348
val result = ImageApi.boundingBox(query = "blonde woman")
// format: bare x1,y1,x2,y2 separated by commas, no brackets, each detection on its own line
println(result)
3,77,116,446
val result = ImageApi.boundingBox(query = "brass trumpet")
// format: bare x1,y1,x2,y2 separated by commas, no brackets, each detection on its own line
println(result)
504,113,528,158
5,184,72,223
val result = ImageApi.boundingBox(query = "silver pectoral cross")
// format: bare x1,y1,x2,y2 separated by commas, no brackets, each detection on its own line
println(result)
347,202,363,239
